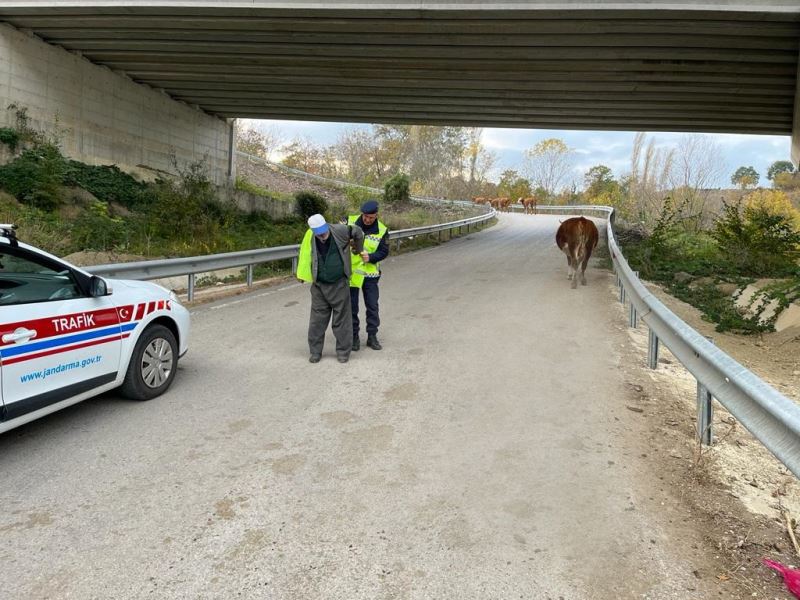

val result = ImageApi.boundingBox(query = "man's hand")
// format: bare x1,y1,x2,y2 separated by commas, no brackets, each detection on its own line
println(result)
360,251,370,263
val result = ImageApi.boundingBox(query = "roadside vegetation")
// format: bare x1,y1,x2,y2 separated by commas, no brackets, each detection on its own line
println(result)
0,106,479,272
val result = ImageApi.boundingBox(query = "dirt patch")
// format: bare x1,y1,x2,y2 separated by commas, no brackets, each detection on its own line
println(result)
237,156,350,206
63,250,147,267
613,279,800,599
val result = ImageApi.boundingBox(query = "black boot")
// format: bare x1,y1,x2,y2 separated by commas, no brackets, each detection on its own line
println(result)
352,335,360,351
366,334,382,350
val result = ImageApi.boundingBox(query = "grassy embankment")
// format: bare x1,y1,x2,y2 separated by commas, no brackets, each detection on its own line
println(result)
616,196,800,334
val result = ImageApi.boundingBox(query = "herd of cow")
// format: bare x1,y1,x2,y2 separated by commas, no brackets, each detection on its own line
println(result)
472,195,599,289
472,196,538,214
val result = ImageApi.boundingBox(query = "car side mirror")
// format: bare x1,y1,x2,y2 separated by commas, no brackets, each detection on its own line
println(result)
89,275,110,297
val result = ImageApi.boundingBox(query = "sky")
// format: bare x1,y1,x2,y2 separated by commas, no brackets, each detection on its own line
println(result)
244,119,793,190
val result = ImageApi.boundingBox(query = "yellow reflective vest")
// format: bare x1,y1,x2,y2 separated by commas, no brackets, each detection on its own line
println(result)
296,229,314,283
348,215,387,289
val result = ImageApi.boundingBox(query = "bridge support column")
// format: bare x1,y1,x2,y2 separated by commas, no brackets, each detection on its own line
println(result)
793,48,800,167
227,118,237,184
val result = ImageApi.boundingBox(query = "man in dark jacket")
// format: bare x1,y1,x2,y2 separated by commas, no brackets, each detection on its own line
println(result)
297,214,364,363
347,200,390,351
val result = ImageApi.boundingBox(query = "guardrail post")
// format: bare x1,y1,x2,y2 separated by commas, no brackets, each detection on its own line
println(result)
291,256,298,275
396,239,401,252
628,271,639,327
697,381,713,445
647,330,659,369
619,281,626,304
246,264,253,287
438,230,442,242
187,274,195,302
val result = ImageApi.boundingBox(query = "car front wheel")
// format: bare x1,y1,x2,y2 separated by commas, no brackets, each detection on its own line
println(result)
120,324,178,400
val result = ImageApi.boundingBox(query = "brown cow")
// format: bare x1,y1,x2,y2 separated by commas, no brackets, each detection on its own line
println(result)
520,196,538,215
555,217,599,289
472,196,490,205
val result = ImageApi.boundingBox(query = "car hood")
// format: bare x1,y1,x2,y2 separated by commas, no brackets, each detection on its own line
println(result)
110,278,172,299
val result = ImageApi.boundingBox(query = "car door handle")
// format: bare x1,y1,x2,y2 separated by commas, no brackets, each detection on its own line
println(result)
2,328,37,343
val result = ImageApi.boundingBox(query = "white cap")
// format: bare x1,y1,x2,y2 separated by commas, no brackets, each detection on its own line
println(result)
307,214,329,235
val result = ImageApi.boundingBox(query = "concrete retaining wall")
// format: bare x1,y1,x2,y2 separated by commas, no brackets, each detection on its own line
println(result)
0,23,232,185
217,187,297,220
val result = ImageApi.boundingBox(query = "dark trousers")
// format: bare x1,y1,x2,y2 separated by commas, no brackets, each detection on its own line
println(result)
350,276,380,337
309,278,352,357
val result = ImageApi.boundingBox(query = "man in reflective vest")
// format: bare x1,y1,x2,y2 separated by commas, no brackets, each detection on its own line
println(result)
297,213,364,363
348,200,389,351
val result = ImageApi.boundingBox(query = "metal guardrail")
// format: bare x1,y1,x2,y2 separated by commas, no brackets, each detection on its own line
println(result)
540,204,800,478
86,209,495,300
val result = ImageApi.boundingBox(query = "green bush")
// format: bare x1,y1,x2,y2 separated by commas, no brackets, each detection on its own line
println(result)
0,143,67,211
71,200,127,251
0,127,20,152
384,173,410,206
712,201,800,276
669,280,768,335
344,185,378,210
620,198,705,280
63,161,153,210
295,190,328,220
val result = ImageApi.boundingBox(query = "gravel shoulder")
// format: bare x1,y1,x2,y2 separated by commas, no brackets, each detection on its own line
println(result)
612,278,800,599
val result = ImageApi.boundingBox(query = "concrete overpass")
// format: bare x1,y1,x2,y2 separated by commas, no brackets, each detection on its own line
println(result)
1,1,799,164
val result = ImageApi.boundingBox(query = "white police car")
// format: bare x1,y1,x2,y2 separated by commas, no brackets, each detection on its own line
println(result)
0,225,190,433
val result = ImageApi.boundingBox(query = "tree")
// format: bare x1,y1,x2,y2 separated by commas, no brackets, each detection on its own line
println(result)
372,125,468,197
333,128,382,186
774,171,800,191
235,120,284,160
462,128,498,198
766,160,794,183
731,166,759,189
583,165,616,198
627,132,675,225
522,138,575,197
743,189,800,230
281,136,337,177
384,173,410,206
496,169,531,200
668,134,726,230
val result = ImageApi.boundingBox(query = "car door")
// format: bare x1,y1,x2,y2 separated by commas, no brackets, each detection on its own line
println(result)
0,245,121,422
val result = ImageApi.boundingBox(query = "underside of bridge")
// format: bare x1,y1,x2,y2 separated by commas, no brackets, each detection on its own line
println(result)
1,2,799,160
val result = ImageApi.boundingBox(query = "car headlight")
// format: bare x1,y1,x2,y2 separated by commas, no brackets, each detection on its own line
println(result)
169,290,182,305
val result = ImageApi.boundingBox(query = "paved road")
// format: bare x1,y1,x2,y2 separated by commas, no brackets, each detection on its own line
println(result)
0,214,713,599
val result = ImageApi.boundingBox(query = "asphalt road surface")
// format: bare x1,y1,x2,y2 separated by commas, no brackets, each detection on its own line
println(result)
0,214,716,599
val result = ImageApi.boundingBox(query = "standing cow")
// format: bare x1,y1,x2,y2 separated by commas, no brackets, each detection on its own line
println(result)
555,217,599,289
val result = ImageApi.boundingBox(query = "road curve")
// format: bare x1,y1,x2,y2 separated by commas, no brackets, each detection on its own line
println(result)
0,213,713,599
